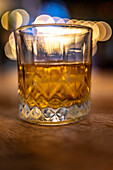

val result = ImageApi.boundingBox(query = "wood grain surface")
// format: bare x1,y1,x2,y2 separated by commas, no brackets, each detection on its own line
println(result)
0,67,113,170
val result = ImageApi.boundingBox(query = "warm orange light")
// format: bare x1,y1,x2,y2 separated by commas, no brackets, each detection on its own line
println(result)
71,19,78,23
66,19,74,24
75,20,83,25
98,21,112,41
1,11,10,30
81,20,91,25
92,23,100,42
96,22,106,41
82,21,100,44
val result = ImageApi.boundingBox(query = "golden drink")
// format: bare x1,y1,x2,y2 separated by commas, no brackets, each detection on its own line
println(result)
18,62,91,110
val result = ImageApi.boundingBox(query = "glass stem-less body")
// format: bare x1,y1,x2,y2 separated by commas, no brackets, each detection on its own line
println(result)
15,24,92,125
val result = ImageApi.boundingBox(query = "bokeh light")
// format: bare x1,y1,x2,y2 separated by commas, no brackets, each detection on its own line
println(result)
98,21,112,41
66,19,74,24
81,21,99,43
75,20,84,25
9,10,23,29
9,32,16,50
1,11,10,30
5,31,17,60
33,14,54,24
71,19,78,23
11,46,17,59
4,41,12,59
4,14,112,60
4,41,17,60
12,9,30,26
63,18,70,23
96,22,106,41
52,17,65,23
92,23,100,42
1,9,30,30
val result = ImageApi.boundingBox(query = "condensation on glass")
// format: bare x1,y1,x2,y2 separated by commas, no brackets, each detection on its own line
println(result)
14,24,92,125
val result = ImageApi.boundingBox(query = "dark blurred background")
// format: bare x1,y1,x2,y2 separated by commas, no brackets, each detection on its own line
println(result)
0,0,113,70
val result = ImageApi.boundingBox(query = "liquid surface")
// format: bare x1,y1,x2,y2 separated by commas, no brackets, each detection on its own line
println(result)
18,62,91,109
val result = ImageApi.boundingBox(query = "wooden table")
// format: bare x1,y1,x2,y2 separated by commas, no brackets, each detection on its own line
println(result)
0,67,113,170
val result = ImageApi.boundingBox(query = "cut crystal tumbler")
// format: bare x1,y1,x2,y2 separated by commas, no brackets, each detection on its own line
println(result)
14,24,92,125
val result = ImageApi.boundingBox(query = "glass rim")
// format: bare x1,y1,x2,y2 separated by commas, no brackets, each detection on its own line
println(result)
15,23,92,33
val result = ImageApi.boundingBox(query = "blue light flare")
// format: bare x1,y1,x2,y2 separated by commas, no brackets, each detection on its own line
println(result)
38,2,70,18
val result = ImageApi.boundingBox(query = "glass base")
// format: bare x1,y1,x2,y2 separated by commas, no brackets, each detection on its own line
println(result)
19,99,91,125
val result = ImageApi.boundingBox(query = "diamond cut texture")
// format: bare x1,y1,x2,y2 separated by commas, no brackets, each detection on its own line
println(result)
19,98,91,125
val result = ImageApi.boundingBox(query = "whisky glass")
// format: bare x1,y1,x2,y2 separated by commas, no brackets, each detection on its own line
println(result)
14,24,92,125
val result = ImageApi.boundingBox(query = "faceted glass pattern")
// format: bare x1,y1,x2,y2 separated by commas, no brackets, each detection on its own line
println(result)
18,62,91,125
19,99,90,125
